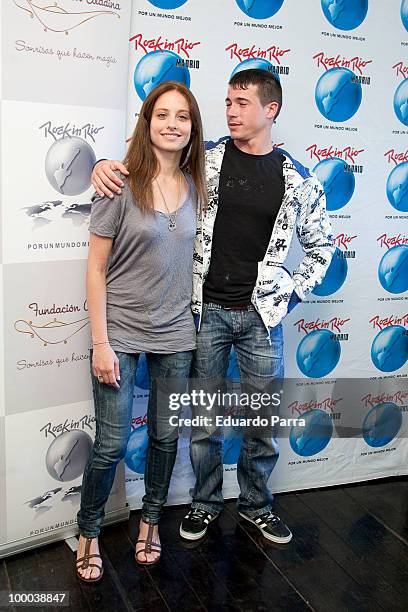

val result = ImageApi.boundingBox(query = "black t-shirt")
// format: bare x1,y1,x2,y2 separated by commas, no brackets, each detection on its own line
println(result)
203,139,285,305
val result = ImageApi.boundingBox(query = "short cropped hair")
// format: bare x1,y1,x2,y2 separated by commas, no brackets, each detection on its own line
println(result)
229,69,282,119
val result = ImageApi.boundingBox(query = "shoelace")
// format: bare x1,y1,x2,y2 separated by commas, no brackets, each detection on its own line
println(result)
188,508,209,522
259,512,280,525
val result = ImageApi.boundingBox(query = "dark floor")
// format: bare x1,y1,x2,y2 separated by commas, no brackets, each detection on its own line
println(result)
1,477,407,612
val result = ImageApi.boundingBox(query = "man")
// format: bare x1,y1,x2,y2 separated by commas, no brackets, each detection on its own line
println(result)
92,69,334,545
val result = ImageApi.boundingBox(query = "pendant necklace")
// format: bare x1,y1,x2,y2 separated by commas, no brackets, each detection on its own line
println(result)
155,172,182,232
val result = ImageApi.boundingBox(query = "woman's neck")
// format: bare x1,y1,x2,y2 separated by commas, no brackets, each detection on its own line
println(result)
153,148,182,179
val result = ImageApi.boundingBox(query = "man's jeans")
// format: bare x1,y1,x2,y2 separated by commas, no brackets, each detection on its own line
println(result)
77,350,192,537
190,303,283,518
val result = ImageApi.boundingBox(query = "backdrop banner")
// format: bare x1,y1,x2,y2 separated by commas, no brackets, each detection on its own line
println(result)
123,0,408,510
0,0,133,558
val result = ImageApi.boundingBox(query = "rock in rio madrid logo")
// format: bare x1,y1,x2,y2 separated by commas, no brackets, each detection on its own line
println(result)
392,60,408,127
306,142,363,211
369,313,408,372
225,41,291,79
377,230,408,294
311,232,357,297
384,146,408,213
130,32,201,100
294,316,349,378
313,51,372,122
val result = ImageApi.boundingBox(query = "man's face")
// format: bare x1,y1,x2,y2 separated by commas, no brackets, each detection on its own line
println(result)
225,83,274,142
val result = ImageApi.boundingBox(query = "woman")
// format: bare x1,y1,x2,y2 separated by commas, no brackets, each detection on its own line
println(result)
76,81,206,580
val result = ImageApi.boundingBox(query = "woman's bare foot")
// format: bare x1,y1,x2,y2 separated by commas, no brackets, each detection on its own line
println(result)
76,535,103,581
135,520,161,565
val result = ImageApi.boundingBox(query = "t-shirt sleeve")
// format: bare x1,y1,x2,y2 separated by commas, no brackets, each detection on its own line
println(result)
89,190,124,238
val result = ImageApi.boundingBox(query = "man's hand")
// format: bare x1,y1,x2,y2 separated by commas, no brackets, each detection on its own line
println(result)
92,160,129,198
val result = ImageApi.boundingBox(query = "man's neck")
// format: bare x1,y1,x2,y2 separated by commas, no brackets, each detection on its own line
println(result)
233,134,274,156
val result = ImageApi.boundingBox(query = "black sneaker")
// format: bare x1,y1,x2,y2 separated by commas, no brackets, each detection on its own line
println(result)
179,508,217,541
238,510,292,544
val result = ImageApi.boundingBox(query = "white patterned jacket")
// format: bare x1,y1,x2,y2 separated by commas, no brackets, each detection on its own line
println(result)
192,141,335,332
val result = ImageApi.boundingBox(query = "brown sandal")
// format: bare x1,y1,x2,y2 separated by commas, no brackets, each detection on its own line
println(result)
135,522,161,567
76,537,104,582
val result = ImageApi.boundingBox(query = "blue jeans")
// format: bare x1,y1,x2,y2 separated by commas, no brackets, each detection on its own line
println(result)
77,350,192,537
190,303,283,518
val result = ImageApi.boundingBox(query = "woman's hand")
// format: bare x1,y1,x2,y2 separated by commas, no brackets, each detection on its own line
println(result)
92,344,120,389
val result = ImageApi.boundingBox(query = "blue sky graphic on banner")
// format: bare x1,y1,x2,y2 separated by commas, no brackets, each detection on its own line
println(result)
386,162,408,212
148,0,188,8
315,68,362,122
320,0,369,31
393,79,408,126
401,0,408,30
371,326,408,372
223,431,242,465
135,353,150,390
312,247,348,296
313,157,355,210
378,246,408,294
231,58,281,80
362,402,402,448
235,0,285,20
289,409,333,456
296,330,341,378
125,425,149,474
134,51,190,101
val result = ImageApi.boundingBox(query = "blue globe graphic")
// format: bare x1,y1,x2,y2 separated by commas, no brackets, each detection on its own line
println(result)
235,0,285,20
134,51,190,101
125,424,149,474
393,79,408,126
386,162,408,212
135,353,150,390
205,135,230,150
402,0,408,31
378,245,408,294
315,68,362,122
289,409,333,456
223,431,242,464
363,402,402,448
313,157,355,210
231,58,280,81
296,329,341,378
321,0,368,30
227,347,240,380
147,0,187,8
371,325,408,372
312,247,348,296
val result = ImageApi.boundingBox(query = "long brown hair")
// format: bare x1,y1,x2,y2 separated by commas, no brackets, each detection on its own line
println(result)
124,81,207,213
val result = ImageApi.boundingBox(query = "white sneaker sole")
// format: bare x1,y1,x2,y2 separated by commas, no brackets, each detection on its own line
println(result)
238,512,293,544
179,513,217,541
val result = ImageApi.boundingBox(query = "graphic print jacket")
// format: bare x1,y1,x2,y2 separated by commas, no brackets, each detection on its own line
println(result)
192,141,335,332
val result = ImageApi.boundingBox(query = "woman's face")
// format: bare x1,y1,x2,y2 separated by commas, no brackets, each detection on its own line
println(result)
150,90,192,156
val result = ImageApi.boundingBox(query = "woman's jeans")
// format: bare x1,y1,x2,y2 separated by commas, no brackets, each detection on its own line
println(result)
77,350,192,537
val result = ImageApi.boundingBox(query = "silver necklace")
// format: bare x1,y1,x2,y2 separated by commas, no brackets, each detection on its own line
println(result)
155,172,182,231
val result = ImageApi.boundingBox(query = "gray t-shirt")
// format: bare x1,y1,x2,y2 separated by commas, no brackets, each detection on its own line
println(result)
89,174,197,354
